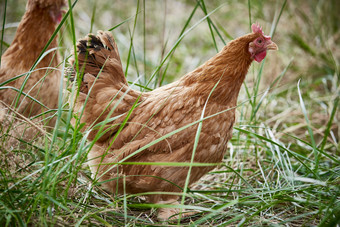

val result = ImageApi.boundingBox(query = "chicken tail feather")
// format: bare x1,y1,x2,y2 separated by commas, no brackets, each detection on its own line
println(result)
69,31,127,87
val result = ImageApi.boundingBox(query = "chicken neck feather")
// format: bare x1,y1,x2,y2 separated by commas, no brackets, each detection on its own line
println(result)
181,33,258,106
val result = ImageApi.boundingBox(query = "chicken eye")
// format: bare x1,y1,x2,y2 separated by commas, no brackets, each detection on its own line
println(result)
255,38,265,47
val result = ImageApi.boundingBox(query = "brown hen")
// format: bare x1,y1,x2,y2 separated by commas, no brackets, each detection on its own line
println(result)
71,24,278,220
0,0,65,128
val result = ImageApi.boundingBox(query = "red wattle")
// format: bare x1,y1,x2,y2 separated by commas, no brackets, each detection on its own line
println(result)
55,12,62,23
254,50,267,62
50,11,63,24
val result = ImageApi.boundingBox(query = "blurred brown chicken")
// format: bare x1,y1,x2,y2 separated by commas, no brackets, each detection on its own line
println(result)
0,0,65,128
71,23,278,220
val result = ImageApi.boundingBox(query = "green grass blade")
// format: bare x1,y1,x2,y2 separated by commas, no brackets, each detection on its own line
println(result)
320,96,339,151
198,0,218,52
0,0,7,64
297,79,320,177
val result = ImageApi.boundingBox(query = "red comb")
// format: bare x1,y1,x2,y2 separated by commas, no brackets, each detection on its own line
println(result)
251,23,271,40
251,23,263,34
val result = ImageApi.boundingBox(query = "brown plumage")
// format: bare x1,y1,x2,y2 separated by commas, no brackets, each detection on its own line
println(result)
0,0,65,127
71,24,278,220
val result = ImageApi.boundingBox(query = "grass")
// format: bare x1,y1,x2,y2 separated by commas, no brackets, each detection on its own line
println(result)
1,0,339,226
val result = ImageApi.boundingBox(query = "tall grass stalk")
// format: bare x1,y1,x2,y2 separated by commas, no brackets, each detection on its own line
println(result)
0,0,7,65
297,79,320,175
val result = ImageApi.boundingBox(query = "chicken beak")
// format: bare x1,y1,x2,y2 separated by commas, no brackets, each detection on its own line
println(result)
267,41,278,51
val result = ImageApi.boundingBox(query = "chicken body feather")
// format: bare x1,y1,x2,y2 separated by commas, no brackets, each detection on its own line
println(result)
71,26,277,220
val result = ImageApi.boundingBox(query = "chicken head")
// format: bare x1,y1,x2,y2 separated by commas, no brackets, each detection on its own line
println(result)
26,0,66,23
248,23,278,62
